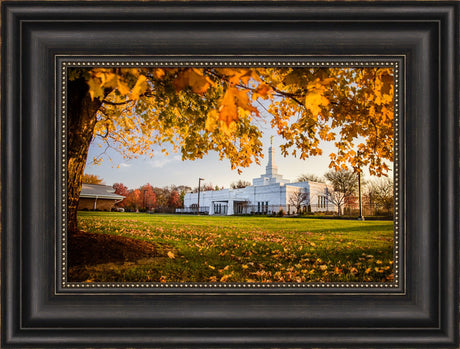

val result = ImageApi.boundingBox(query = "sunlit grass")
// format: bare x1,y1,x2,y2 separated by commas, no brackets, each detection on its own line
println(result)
72,212,394,283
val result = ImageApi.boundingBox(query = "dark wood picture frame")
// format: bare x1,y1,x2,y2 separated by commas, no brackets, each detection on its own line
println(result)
2,1,458,348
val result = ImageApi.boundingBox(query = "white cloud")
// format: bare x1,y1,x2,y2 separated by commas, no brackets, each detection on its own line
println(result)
148,155,182,169
149,158,170,168
119,163,131,168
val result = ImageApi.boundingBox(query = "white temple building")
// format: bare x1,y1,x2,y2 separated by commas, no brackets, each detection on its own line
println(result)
181,142,334,215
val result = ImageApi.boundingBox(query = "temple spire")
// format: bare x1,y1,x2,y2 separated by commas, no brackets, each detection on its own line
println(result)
266,139,278,176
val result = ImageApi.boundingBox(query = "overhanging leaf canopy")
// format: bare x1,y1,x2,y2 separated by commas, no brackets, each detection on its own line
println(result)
71,66,394,176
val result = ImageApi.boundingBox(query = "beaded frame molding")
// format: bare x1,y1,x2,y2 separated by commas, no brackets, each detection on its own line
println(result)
58,57,403,292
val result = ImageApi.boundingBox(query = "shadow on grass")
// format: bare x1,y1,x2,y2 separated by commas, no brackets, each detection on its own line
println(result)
67,230,173,282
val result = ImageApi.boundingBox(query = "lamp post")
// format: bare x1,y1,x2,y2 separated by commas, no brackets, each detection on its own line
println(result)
356,151,365,221
358,171,364,220
143,188,147,212
197,178,204,215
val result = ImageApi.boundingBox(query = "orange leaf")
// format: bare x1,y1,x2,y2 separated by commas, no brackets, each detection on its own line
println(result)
153,68,165,79
218,87,239,129
129,75,148,100
254,83,271,98
173,69,212,94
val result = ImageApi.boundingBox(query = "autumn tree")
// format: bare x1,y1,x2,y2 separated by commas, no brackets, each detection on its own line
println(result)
82,173,104,184
124,189,142,211
152,187,168,209
230,180,251,189
113,182,129,196
296,173,324,183
288,189,309,213
67,67,393,233
325,170,358,215
167,190,182,209
140,183,156,211
112,182,129,208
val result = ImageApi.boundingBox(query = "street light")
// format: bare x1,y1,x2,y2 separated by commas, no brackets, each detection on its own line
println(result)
357,171,364,220
356,151,365,221
197,178,204,215
143,187,148,212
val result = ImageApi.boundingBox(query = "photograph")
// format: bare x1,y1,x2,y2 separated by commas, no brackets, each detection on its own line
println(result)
66,65,396,284
3,1,458,348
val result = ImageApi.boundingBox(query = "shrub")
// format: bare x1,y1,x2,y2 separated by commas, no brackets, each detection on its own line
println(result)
278,209,285,217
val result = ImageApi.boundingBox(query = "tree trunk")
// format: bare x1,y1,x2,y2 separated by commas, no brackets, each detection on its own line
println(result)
67,77,103,235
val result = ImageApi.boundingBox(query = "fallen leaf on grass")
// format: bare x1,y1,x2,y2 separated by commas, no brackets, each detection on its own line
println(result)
220,275,230,282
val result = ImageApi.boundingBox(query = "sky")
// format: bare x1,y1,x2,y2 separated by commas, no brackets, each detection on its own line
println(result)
84,111,391,190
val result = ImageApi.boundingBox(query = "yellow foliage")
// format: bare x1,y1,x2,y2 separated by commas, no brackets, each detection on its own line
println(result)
304,91,329,116
79,66,393,177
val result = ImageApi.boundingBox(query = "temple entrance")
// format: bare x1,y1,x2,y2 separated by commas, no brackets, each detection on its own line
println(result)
212,202,228,215
234,201,249,215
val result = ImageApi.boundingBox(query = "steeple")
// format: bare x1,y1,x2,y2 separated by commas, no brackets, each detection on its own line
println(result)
265,137,278,176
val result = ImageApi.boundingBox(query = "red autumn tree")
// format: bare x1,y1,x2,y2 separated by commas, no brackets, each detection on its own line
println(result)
124,189,142,211
140,183,157,211
167,190,182,209
112,182,130,208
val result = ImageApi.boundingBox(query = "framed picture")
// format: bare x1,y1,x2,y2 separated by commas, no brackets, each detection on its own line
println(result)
2,1,458,348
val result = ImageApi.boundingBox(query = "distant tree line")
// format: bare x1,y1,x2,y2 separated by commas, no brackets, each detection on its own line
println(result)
191,179,251,192
230,180,252,189
112,183,191,212
190,183,224,193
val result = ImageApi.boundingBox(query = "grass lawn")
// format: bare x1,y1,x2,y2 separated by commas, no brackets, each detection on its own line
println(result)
70,212,394,283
